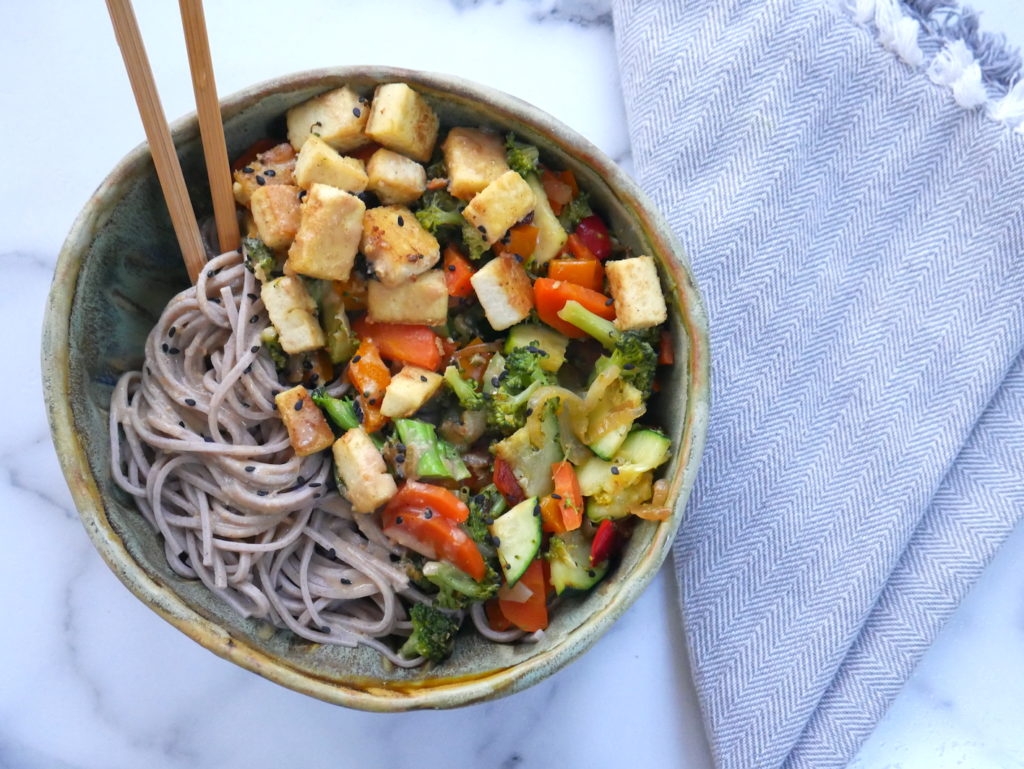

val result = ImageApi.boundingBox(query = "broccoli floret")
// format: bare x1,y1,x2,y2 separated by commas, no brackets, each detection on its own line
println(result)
259,327,288,370
443,365,484,411
460,222,490,261
242,237,278,282
423,560,500,609
505,132,539,178
464,485,507,546
399,603,460,662
394,418,470,482
487,345,556,434
557,300,657,396
558,190,594,232
310,388,360,431
414,190,466,234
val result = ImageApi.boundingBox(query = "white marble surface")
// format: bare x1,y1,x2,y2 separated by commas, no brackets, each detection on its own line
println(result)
2,1,1023,767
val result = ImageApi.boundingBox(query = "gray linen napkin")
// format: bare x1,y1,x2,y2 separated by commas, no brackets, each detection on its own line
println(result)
612,1,1024,767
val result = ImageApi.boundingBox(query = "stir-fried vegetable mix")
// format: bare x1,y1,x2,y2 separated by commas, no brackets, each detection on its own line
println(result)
235,82,675,661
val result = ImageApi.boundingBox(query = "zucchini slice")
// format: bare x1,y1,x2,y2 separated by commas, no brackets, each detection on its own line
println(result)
489,496,542,585
547,529,607,594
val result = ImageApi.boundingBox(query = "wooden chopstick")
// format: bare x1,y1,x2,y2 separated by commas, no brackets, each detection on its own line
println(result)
105,0,206,284
179,0,240,254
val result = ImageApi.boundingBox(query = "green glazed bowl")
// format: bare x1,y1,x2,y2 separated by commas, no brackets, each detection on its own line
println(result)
42,66,710,710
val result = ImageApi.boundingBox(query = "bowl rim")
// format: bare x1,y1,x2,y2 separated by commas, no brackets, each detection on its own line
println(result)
42,65,710,711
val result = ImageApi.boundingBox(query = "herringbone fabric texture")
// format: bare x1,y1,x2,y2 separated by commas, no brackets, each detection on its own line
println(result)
612,1,1024,767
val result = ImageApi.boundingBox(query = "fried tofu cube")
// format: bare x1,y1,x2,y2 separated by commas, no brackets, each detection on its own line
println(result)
232,142,297,206
360,205,440,286
287,86,370,152
469,255,534,331
364,83,439,163
442,127,509,200
366,148,426,205
250,184,302,251
380,366,444,418
274,385,334,457
606,256,668,331
294,135,368,193
366,270,447,326
286,183,366,281
333,428,398,513
260,276,325,353
462,170,535,245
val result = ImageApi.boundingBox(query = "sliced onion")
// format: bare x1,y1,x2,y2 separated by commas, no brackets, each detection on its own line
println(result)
526,386,586,446
651,479,669,507
497,578,534,603
583,364,621,412
586,401,645,444
630,504,672,521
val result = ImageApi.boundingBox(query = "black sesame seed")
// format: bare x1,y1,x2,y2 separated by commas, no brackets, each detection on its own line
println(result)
255,175,266,186
477,225,487,234
250,315,259,324
251,345,260,354
203,436,213,443
447,264,456,271
294,400,304,411
605,298,614,306
209,297,221,303
491,376,500,387
551,493,562,500
533,504,541,517
395,454,406,464
611,466,620,475
296,476,307,485
587,569,596,578
179,552,190,564
242,166,254,174
524,407,533,417
309,482,322,488
389,553,401,562
244,365,252,374
340,577,352,585
299,189,308,200
257,489,268,496
168,326,176,338
420,375,428,382
352,355,361,363
271,390,280,398
247,293,258,301
245,465,255,472
397,215,405,227
424,509,433,519
368,397,377,406
353,107,362,117
514,254,523,263
168,347,180,355
185,398,197,406
178,421,185,428
490,535,501,547
264,169,276,177
161,342,169,353
207,269,215,278
395,516,404,525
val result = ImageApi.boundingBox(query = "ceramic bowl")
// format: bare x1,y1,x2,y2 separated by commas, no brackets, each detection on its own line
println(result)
42,66,709,710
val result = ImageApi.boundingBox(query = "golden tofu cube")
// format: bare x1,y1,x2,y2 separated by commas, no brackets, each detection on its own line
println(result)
274,385,334,457
462,170,536,245
333,428,397,513
250,184,302,251
287,183,366,281
442,127,509,200
232,142,297,206
260,276,325,354
360,205,440,286
469,255,534,331
380,366,444,418
364,83,439,163
367,270,448,326
287,86,370,152
606,256,669,330
366,148,426,205
294,135,368,193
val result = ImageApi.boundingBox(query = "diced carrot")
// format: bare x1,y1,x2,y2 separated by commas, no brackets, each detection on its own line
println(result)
352,317,443,371
533,278,616,338
443,245,476,299
541,170,574,215
563,233,597,262
498,558,549,632
547,257,604,293
495,224,539,261
552,461,583,531
659,329,674,365
387,480,470,523
539,494,567,534
381,505,485,581
347,339,391,432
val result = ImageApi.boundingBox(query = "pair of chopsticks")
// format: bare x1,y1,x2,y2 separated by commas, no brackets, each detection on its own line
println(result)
106,0,239,283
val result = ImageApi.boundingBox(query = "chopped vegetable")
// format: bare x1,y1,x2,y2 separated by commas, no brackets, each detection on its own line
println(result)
443,245,476,299
558,189,593,231
497,558,548,632
552,461,583,531
486,344,555,434
590,519,618,566
547,256,604,293
493,456,525,506
443,365,484,411
533,278,616,338
310,388,360,431
399,603,460,662
382,504,486,581
347,339,391,433
504,132,540,178
574,215,612,260
352,317,442,372
390,480,470,523
423,560,500,609
394,418,471,482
